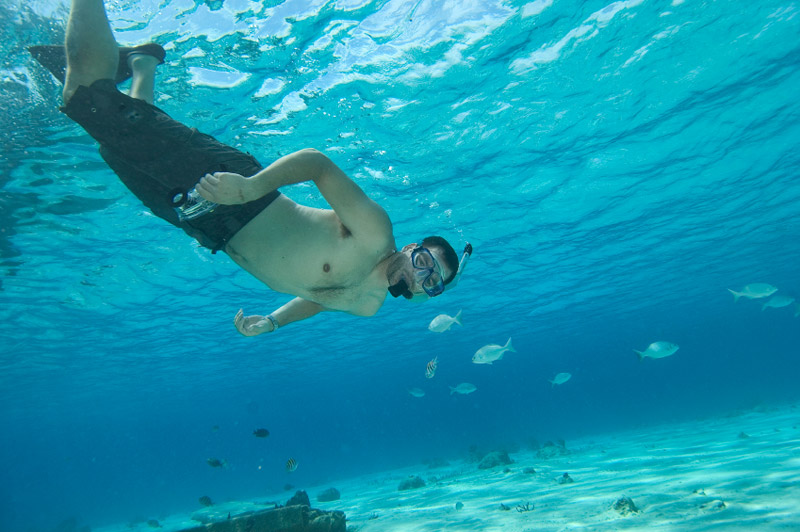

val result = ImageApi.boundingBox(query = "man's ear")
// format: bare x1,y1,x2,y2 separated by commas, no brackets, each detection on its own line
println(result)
401,243,416,252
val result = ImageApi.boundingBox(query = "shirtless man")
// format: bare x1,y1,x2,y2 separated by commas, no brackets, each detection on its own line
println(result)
34,0,466,336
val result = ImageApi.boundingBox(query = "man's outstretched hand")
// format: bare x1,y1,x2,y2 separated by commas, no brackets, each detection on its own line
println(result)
234,309,275,336
197,172,254,205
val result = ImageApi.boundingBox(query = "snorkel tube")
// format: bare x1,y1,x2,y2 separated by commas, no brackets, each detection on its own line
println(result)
447,242,473,290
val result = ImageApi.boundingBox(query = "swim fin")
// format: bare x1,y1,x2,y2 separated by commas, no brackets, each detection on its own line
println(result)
28,43,166,85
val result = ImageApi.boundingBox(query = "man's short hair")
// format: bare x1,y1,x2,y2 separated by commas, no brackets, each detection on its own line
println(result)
421,236,459,285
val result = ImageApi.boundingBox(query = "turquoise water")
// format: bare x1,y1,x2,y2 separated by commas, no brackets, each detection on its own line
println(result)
2,0,799,530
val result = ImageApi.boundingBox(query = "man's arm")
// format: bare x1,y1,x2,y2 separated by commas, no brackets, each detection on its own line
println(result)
196,148,392,239
235,297,326,337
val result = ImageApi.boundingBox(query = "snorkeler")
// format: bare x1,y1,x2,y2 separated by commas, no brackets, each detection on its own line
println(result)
31,0,471,336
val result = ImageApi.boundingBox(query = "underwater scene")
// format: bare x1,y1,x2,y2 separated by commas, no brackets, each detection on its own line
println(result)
2,0,800,530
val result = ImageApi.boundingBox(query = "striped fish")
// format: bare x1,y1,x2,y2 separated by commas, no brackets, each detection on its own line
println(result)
286,458,298,472
425,356,438,379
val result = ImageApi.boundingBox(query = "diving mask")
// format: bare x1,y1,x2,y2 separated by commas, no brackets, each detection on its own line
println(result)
387,242,473,300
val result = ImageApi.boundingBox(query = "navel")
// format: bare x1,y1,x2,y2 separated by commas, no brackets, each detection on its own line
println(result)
323,263,331,273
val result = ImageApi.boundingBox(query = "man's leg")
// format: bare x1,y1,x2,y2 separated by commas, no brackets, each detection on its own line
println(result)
63,0,118,104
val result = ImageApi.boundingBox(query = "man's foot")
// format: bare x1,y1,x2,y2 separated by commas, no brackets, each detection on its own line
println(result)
116,43,166,82
127,52,160,77
29,42,166,85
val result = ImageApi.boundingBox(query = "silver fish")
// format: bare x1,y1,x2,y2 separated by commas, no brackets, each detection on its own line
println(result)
472,338,515,365
761,294,795,311
728,283,777,301
428,310,463,332
635,341,679,361
407,388,425,398
449,382,477,395
549,372,572,387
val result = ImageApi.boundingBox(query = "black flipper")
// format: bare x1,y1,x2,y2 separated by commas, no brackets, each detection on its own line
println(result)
28,43,166,85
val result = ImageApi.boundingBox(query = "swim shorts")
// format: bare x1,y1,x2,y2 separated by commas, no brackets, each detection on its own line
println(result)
61,78,280,253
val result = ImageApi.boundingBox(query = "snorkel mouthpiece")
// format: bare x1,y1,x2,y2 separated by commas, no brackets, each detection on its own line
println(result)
388,279,410,298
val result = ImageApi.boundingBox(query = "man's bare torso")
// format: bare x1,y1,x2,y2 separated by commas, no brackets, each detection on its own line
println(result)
225,194,395,316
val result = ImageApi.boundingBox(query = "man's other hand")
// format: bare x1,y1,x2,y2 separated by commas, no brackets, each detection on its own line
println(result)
234,308,275,336
197,172,254,205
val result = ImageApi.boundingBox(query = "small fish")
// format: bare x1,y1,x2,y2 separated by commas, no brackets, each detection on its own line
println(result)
286,458,298,472
428,310,463,332
407,387,425,398
198,495,213,507
635,341,679,361
211,425,220,433
425,356,438,379
449,382,477,395
762,294,795,311
455,501,464,511
206,457,226,468
549,373,572,387
472,338,515,365
253,428,270,438
728,283,777,302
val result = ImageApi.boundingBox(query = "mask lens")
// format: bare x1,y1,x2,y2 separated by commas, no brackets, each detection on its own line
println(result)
412,250,434,269
411,247,445,297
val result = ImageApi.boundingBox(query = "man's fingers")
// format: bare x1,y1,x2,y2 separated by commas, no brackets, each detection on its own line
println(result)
196,182,214,200
234,309,245,333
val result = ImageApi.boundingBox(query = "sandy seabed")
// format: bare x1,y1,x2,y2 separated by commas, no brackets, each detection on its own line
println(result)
101,403,800,532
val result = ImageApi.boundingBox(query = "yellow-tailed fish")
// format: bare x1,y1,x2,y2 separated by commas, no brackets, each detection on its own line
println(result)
472,338,515,365
428,310,463,332
449,382,477,395
549,373,572,387
634,341,679,361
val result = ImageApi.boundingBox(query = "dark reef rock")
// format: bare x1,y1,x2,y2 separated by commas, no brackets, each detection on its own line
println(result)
397,476,426,491
317,487,341,502
287,490,311,507
536,441,569,459
478,450,513,469
558,472,574,484
523,467,536,475
180,505,345,532
612,496,639,516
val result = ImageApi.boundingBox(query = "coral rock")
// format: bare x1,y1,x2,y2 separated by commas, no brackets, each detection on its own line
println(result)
612,496,639,516
398,476,426,491
180,505,345,532
287,490,311,507
478,451,513,469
